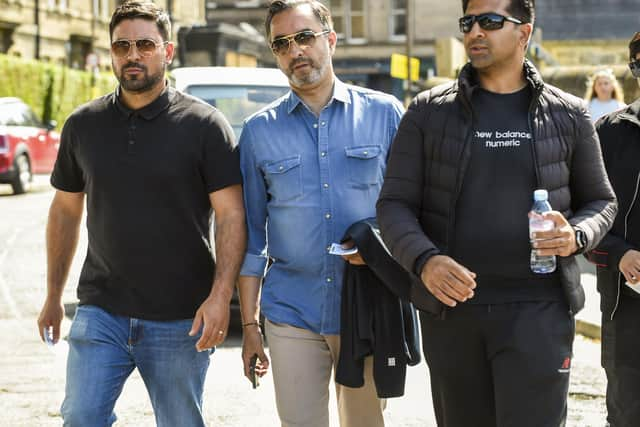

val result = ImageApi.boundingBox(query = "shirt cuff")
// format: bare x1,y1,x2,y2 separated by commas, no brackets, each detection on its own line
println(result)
240,253,269,277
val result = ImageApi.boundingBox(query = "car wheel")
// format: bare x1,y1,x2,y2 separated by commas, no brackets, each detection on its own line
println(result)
11,154,32,194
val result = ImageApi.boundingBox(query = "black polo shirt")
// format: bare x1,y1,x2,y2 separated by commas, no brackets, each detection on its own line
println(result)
51,86,241,320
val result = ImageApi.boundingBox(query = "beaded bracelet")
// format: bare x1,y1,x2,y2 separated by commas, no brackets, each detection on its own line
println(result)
242,321,260,328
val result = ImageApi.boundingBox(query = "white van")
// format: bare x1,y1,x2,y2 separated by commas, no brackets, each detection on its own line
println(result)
170,66,290,137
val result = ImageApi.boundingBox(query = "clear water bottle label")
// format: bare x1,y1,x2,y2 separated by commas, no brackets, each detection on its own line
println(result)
529,215,554,236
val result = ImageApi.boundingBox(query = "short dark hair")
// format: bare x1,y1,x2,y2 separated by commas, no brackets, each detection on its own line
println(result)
461,0,535,24
109,1,172,42
264,0,333,41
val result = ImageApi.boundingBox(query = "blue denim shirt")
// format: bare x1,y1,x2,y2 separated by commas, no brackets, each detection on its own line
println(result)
239,79,404,335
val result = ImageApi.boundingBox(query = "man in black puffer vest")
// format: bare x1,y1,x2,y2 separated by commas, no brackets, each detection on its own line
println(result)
588,32,640,427
377,0,617,426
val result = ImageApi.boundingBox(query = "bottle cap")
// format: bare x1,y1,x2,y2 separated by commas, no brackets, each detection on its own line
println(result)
533,189,548,201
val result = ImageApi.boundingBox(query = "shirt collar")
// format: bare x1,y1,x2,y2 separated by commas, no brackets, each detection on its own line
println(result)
285,77,351,115
113,83,175,120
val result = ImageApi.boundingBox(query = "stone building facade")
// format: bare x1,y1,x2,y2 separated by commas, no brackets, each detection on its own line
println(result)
0,0,205,70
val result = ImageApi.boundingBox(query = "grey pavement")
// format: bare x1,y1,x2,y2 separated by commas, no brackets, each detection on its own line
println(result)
575,257,602,340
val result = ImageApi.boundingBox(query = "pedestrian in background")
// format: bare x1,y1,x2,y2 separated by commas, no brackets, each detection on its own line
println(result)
237,0,404,426
36,1,246,425
588,31,640,427
376,0,617,425
585,68,626,123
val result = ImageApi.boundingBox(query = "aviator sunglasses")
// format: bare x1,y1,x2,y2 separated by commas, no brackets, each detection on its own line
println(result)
270,29,331,55
459,12,524,33
111,38,168,58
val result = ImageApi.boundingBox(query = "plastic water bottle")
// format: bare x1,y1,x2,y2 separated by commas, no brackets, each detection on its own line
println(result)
529,189,556,273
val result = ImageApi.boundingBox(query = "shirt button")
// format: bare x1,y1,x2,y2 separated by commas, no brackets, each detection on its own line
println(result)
363,151,368,155
128,140,135,145
278,165,284,171
323,183,329,188
326,277,332,283
321,121,326,126
320,152,326,157
313,123,318,128
325,213,331,219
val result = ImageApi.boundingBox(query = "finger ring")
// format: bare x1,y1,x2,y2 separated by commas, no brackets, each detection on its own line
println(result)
218,330,224,335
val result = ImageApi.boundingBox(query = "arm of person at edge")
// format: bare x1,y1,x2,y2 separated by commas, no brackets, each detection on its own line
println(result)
238,275,269,382
37,190,85,344
619,249,640,284
189,184,247,352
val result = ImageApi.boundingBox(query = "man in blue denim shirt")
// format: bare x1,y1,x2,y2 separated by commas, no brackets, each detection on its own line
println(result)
237,1,404,426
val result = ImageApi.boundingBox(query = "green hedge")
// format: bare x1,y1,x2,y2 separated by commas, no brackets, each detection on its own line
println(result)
0,54,116,129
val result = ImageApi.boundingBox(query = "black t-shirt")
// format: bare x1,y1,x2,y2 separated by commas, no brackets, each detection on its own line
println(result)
51,86,242,320
452,86,562,304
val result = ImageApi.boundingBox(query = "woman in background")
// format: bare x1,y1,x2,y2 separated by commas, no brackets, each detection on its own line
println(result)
585,69,626,123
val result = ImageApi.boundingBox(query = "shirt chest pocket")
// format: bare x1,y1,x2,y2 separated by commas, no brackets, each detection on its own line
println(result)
263,156,303,202
345,145,383,187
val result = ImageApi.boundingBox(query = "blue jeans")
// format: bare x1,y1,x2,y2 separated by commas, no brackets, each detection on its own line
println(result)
61,305,213,427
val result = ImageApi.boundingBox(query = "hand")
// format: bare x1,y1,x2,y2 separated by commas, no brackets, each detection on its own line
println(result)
241,325,269,382
619,250,640,284
37,298,65,344
530,211,578,257
340,240,365,265
420,255,476,307
189,294,230,352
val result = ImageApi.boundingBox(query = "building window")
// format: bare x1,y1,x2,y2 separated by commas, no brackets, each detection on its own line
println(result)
47,0,67,11
390,0,406,39
0,23,15,54
327,0,366,42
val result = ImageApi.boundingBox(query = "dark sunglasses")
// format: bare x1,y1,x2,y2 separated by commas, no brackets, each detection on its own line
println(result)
459,12,524,33
111,38,168,58
270,29,330,56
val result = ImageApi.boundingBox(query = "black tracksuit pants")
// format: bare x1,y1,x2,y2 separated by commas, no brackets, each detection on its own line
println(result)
602,292,640,427
420,301,574,427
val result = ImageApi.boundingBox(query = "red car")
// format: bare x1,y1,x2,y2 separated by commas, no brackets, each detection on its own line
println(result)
0,97,60,194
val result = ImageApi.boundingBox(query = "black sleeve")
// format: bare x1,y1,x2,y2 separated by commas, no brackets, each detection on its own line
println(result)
200,109,242,194
376,93,441,275
50,116,85,193
587,116,635,270
567,102,617,252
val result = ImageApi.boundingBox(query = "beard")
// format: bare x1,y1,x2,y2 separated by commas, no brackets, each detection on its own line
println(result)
115,61,165,93
286,55,328,87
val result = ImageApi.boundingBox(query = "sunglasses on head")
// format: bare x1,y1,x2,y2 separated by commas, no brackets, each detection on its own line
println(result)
111,38,168,58
459,12,524,33
270,29,330,56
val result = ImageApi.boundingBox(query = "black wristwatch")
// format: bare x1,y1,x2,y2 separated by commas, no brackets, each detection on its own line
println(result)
574,228,587,252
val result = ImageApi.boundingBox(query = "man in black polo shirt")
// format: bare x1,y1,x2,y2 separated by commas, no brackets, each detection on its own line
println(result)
36,2,246,426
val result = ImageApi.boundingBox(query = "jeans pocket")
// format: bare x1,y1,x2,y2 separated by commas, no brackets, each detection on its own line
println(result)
68,306,94,341
345,145,382,187
263,156,303,202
